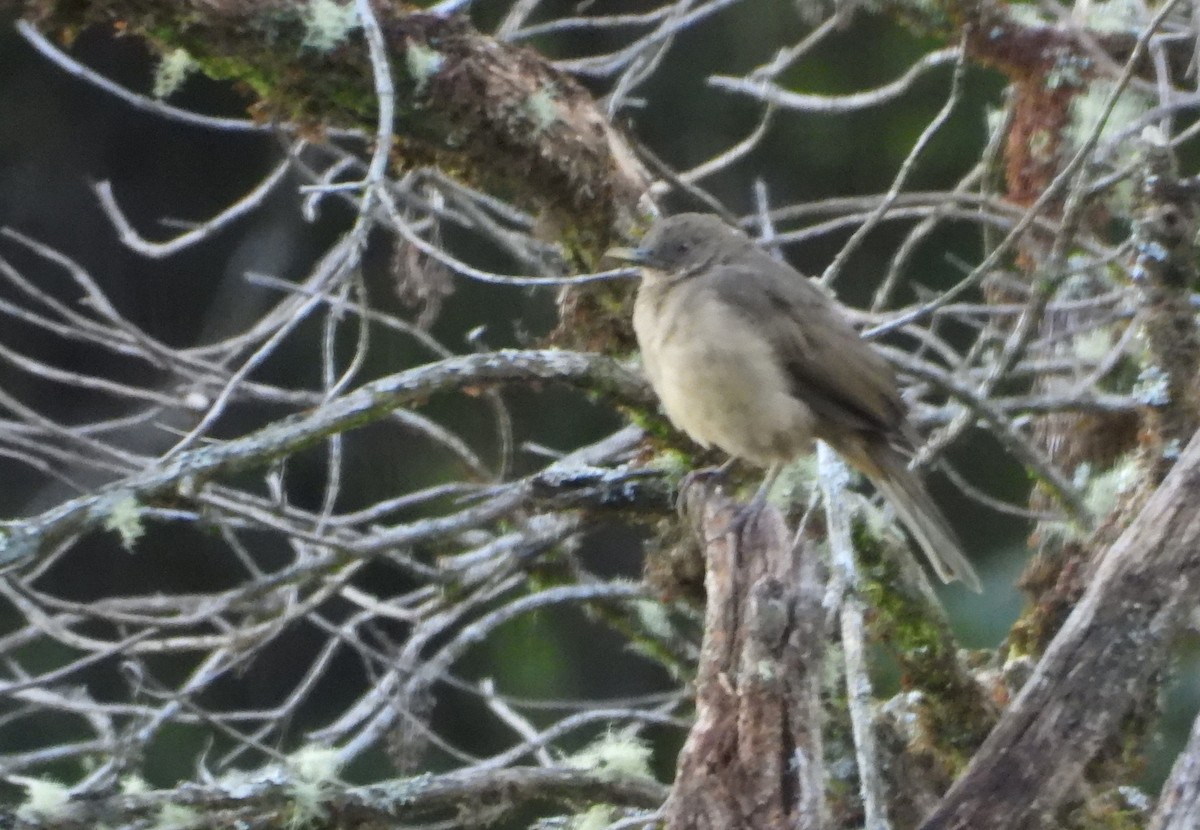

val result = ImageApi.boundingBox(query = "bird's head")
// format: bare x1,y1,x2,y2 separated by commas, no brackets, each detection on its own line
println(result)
605,213,748,281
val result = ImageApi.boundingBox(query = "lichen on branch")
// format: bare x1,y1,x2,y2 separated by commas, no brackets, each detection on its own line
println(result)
16,0,650,258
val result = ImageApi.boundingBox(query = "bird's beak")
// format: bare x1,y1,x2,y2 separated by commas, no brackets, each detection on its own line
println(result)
603,245,646,264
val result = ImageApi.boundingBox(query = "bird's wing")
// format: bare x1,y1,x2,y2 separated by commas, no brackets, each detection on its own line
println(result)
706,258,905,436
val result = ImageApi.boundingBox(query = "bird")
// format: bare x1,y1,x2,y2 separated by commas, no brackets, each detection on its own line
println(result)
608,212,981,592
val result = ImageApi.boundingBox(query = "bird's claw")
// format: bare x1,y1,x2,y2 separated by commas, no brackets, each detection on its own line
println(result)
676,465,773,544
675,466,729,516
728,490,771,543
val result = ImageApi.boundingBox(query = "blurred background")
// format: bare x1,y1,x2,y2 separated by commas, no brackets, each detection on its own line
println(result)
0,0,1194,806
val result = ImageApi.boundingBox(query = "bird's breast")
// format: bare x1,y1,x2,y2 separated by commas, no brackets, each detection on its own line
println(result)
634,283,816,467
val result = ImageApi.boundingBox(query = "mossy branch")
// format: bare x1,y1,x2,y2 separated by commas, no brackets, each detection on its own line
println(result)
0,349,653,570
1,765,668,829
9,0,651,259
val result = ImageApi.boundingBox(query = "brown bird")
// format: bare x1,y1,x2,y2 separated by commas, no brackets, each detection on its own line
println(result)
610,213,980,592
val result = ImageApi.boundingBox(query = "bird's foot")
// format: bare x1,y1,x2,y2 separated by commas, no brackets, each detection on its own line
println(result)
729,497,771,542
727,464,783,543
677,461,777,543
675,465,730,515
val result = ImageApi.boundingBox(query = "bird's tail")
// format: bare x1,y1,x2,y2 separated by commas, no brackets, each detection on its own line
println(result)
841,438,982,593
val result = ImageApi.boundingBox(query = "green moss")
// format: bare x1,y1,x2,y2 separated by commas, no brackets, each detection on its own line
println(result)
525,86,559,134
853,519,993,769
820,642,863,824
1060,785,1151,829
103,492,145,551
405,42,444,96
624,405,679,445
152,47,196,98
12,776,70,821
36,3,637,279
566,731,654,779
301,0,360,51
150,804,199,830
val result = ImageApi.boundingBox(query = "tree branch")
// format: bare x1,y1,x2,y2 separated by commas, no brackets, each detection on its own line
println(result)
0,349,651,570
3,765,668,829
922,428,1200,828
665,482,828,830
6,1,651,255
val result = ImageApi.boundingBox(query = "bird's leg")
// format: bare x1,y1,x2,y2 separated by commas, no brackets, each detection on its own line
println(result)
676,457,739,513
751,463,781,507
729,463,781,539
